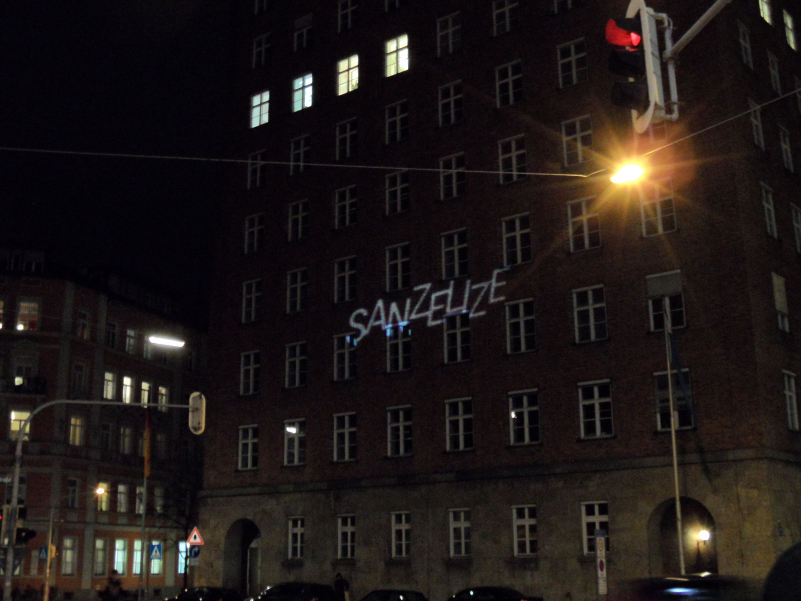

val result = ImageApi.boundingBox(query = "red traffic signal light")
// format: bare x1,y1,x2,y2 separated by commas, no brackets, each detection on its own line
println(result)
605,18,642,48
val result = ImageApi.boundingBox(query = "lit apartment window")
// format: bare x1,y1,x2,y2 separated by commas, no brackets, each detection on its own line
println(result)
449,509,471,557
238,425,258,470
133,539,143,575
117,484,129,513
440,153,466,199
338,515,356,559
762,182,778,239
502,214,531,266
392,512,411,558
250,90,269,128
446,398,473,450
444,314,471,364
748,99,764,149
768,52,781,94
334,257,357,303
437,13,461,56
562,115,593,165
292,74,313,112
385,101,409,143
386,171,409,214
141,381,151,406
288,200,309,241
97,482,110,511
439,81,463,126
244,213,264,253
513,506,537,556
573,285,607,343
94,539,108,576
122,376,134,404
582,502,609,555
120,426,133,454
579,380,613,439
785,10,797,50
641,180,677,236
247,151,266,189
442,229,468,279
493,0,519,36
334,334,357,380
335,118,358,160
103,372,116,400
240,351,260,395
288,517,305,559
114,540,128,575
387,406,412,456
334,413,357,461
655,370,694,430
568,198,600,252
386,243,410,291
337,55,359,95
773,272,790,332
178,542,187,575
780,126,794,171
759,0,772,24
286,269,307,313
284,419,306,466
290,135,310,174
558,39,588,87
69,416,85,446
792,205,801,253
498,135,527,183
62,537,77,576
338,0,358,32
242,279,262,323
506,299,535,353
496,61,523,106
386,35,409,76
737,22,753,68
16,301,39,331
294,15,313,51
387,324,411,372
509,390,539,445
785,371,799,430
335,186,358,228
252,33,270,69
10,410,31,442
285,342,307,388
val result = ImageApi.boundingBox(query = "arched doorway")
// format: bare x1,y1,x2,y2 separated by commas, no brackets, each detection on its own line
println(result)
222,519,261,595
647,497,718,576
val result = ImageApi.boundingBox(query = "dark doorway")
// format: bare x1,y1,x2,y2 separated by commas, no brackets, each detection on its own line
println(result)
222,519,260,594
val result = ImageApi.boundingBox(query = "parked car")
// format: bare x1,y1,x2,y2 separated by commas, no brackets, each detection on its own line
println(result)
612,575,758,601
166,588,243,601
360,590,430,601
247,583,337,601
447,587,543,601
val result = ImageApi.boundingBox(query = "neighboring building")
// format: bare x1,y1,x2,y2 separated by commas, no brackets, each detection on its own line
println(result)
201,1,801,600
0,249,204,600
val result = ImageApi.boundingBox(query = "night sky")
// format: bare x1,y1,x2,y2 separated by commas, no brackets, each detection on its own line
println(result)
0,1,232,326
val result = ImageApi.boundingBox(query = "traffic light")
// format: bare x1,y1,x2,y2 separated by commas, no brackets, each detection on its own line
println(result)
605,0,665,133
188,392,206,435
14,528,36,545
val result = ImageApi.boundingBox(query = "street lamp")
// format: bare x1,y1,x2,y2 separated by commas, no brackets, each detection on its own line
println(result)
695,529,710,573
610,163,645,183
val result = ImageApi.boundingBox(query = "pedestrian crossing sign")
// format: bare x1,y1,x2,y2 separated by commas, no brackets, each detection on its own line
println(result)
150,543,162,560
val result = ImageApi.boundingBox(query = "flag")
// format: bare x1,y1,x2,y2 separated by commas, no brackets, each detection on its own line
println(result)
144,408,151,478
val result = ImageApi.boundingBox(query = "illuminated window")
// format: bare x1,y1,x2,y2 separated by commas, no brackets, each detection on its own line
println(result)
385,35,409,77
759,0,772,24
582,502,609,555
250,90,269,127
437,13,461,56
337,55,359,95
97,482,110,511
62,537,77,576
69,416,85,446
150,539,162,575
158,386,168,413
449,509,471,557
94,539,108,576
133,540,142,576
9,410,31,441
103,372,116,400
292,74,313,112
334,412,357,460
117,484,129,513
140,381,151,406
285,342,307,388
177,541,186,575
114,539,128,575
122,376,134,404
16,300,39,331
513,506,537,556
284,419,306,465
785,10,797,50
387,406,412,455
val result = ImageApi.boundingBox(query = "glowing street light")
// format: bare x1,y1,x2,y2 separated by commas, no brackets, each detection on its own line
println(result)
698,529,710,542
148,335,185,348
610,163,645,183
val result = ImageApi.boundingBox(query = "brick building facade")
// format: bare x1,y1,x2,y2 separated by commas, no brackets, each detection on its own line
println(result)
200,1,801,600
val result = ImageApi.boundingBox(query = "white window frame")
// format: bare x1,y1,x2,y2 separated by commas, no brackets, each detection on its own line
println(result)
117,484,129,514
62,536,78,576
387,324,411,372
498,135,526,183
641,179,677,236
655,369,694,431
284,419,306,465
509,390,539,445
568,197,600,252
334,412,357,461
760,0,773,25
573,285,608,343
496,61,523,107
250,90,269,128
242,279,262,323
114,539,128,575
449,509,471,557
288,517,305,559
492,0,519,36
335,118,358,160
440,153,466,199
445,398,473,451
337,55,359,95
391,512,411,558
294,17,312,52
334,257,357,303
335,185,357,229
439,81,463,127
557,38,588,88
286,268,308,314
103,371,116,400
579,380,613,439
762,182,777,239
292,74,313,112
338,515,356,559
240,351,260,395
582,502,609,555
238,425,259,470
649,293,686,332
748,98,764,149
247,151,266,189
506,299,535,353
785,10,797,50
444,314,471,364
386,243,411,291
502,213,531,266
387,406,412,456
244,213,264,253
290,135,310,175
386,171,409,214
562,115,593,165
512,505,537,556
285,342,307,388
94,538,108,576
780,126,794,172
385,100,409,143
334,333,357,382
785,371,799,431
442,229,468,279
288,200,309,241
385,35,409,77
437,13,461,57
773,272,790,332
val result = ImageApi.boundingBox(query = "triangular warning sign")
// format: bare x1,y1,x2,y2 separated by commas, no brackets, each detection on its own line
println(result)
187,527,204,546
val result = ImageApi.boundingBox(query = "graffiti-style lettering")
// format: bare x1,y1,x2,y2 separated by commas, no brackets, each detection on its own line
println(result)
427,285,453,326
349,309,369,342
470,281,490,317
489,268,508,303
410,283,432,321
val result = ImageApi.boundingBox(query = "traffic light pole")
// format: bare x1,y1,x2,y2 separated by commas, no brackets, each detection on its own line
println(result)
2,398,198,601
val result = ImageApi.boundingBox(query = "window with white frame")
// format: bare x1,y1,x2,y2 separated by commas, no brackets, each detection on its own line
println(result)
114,539,128,575
178,541,187,575
386,171,409,214
288,517,305,559
337,55,359,95
440,153,466,199
133,539,142,575
294,16,312,51
139,381,151,406
748,99,764,149
245,213,264,253
760,0,772,24
768,52,781,94
641,179,677,236
785,10,797,50
498,135,527,183
647,271,686,331
335,257,357,303
97,482,110,511
247,151,266,189
290,135,310,175
285,342,307,388
385,35,409,76
387,324,411,372
66,479,79,509
780,126,794,171
117,484,129,513
120,426,133,454
336,118,358,160
785,371,799,430
439,81,463,126
334,412,357,461
655,370,694,430
250,90,269,128
513,505,537,556
252,33,270,69
562,115,593,165
242,279,262,323
503,214,531,266
93,538,107,576
103,371,116,400
773,272,790,332
334,333,357,381
554,0,576,13
292,74,313,112
9,410,30,442
442,230,468,279
62,536,77,575
493,0,519,35
506,299,535,353
558,39,588,88
386,243,411,291
573,285,607,343
240,351,260,395
387,406,412,455
338,515,356,558
239,425,258,470
568,197,600,252
579,380,613,439
286,268,308,313
509,390,539,444
338,0,357,32
449,509,471,557
121,375,134,404
392,512,411,558
288,200,309,241
284,419,306,465
446,398,473,451
335,186,358,228
444,314,471,363
792,205,801,253
582,502,609,555
762,182,778,239
125,329,136,354
386,101,409,143
437,13,461,57
16,300,39,331
69,415,85,446
496,61,523,106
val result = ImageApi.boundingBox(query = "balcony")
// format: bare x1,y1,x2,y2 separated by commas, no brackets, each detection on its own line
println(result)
1,376,46,395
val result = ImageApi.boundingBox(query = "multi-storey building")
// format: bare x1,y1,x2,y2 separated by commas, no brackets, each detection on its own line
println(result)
0,249,204,600
202,1,801,600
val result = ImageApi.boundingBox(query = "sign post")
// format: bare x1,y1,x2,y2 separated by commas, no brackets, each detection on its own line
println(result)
596,529,608,601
